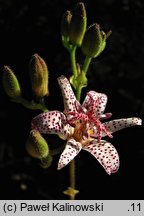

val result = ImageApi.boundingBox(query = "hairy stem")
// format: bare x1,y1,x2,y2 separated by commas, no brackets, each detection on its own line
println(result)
82,56,92,75
70,45,77,78
76,86,82,101
68,47,92,201
68,83,82,200
69,160,76,200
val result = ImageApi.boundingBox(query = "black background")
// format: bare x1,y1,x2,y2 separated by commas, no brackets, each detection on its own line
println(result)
0,0,144,200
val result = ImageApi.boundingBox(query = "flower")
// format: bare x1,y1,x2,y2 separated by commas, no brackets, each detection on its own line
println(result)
31,75,142,175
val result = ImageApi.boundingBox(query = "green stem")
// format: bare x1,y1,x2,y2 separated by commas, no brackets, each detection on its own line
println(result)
68,81,82,200
70,45,77,78
69,160,76,200
68,49,91,201
39,98,48,112
82,56,92,75
11,96,48,112
76,86,82,101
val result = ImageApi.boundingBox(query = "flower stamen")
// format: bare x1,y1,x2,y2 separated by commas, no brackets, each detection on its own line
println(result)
66,107,113,143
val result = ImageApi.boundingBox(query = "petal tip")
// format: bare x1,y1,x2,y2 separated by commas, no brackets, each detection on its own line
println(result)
137,118,142,125
57,166,61,170
57,75,67,83
106,167,119,175
57,162,62,170
57,161,65,170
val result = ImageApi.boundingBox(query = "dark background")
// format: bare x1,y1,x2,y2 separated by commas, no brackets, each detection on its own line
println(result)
0,0,144,200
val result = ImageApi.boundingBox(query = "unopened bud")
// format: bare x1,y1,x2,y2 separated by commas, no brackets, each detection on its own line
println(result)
2,66,21,98
26,129,49,159
81,23,110,58
61,10,72,37
40,154,53,168
29,54,49,98
69,2,87,46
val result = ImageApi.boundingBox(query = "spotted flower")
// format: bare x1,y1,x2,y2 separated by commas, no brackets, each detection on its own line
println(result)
31,75,142,175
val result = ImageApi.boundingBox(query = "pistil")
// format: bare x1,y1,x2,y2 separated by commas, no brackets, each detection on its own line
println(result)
72,121,86,142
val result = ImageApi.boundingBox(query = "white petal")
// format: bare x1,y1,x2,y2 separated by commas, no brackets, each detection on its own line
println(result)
82,91,107,116
57,75,77,112
103,117,142,136
83,140,119,175
31,111,71,138
57,139,82,170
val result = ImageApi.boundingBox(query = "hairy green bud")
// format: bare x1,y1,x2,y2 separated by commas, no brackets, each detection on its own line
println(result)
61,10,72,37
69,2,87,46
81,23,111,58
26,129,49,159
2,66,21,98
40,154,53,168
29,54,49,98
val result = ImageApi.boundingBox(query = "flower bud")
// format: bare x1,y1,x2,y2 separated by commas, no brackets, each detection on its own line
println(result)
40,154,53,168
69,2,87,46
26,129,49,159
29,54,49,98
61,10,72,37
81,23,109,58
2,66,21,98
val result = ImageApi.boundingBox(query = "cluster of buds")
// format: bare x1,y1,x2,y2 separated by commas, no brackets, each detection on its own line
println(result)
3,54,49,100
2,54,50,167
61,2,86,47
61,2,111,58
60,2,112,93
